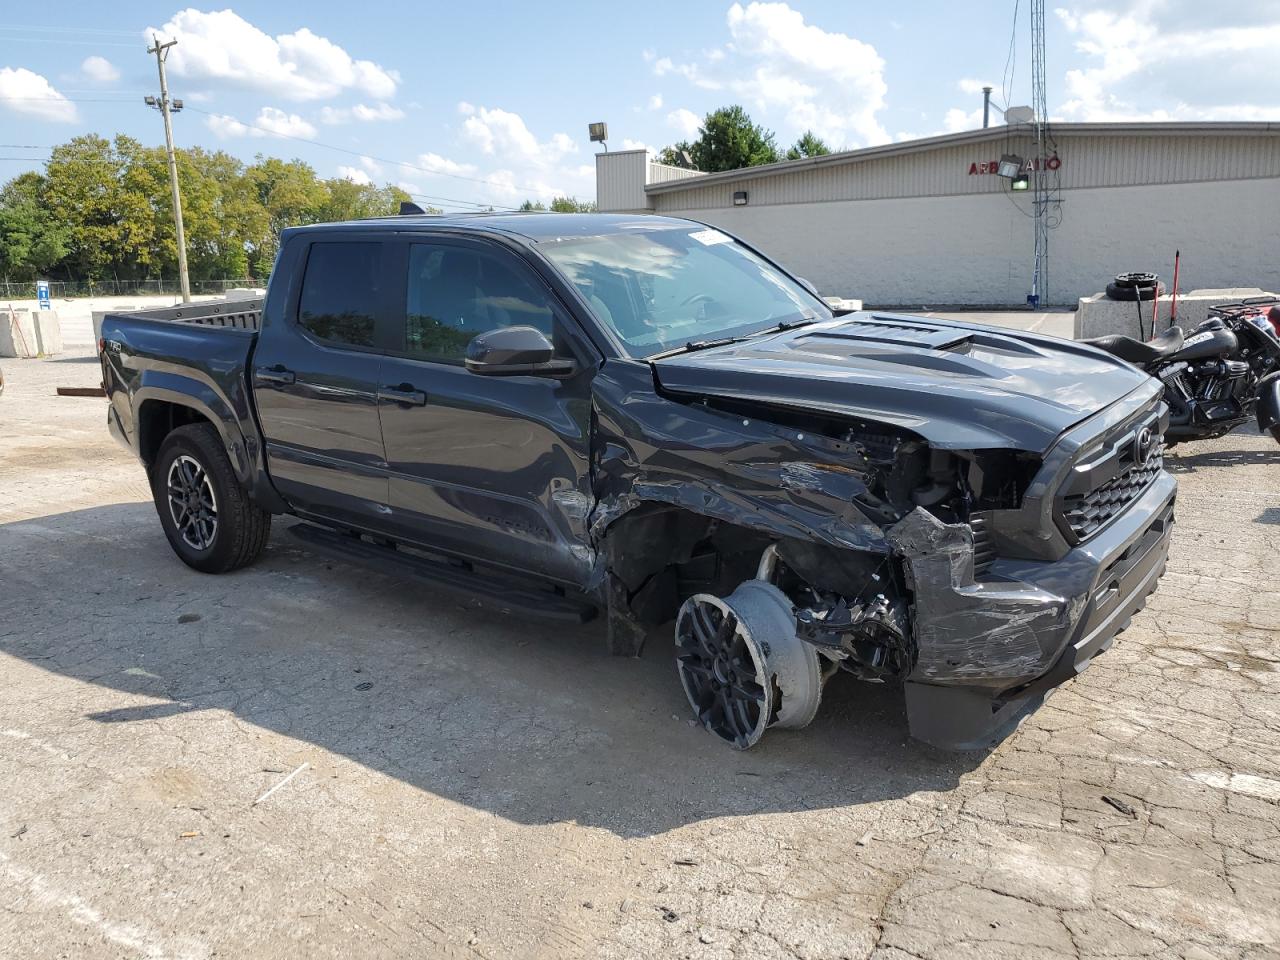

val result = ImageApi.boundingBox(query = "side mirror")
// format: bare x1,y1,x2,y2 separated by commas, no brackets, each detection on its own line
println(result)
465,326,576,377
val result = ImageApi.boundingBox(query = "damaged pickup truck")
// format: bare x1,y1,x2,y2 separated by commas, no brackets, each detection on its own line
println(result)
100,212,1176,750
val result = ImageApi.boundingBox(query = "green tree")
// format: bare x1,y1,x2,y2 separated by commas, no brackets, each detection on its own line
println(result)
518,199,547,211
42,134,128,280
0,172,70,280
659,105,780,173
0,136,424,284
243,157,328,271
319,179,413,223
548,196,595,213
785,131,832,160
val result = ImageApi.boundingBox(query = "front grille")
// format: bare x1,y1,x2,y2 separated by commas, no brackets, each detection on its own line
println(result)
1062,444,1164,539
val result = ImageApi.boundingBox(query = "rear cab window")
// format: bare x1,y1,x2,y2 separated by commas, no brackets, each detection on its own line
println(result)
297,242,382,347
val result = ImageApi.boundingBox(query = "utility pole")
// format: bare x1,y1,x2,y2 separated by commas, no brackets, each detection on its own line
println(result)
146,35,190,302
982,86,992,128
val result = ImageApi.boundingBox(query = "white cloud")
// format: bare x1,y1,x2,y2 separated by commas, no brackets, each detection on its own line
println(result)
413,153,478,177
206,106,317,139
337,165,372,185
621,138,655,153
1055,2,1280,121
651,56,721,90
415,103,594,204
144,9,398,101
81,56,119,84
352,102,404,122
204,113,250,137
726,2,887,145
461,105,579,170
319,101,405,124
944,107,983,133
647,94,663,110
667,107,701,138
648,2,888,148
255,107,317,138
957,78,994,95
0,67,77,122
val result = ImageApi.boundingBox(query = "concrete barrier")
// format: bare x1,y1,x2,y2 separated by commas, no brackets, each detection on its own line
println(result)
1075,287,1275,340
1,308,63,357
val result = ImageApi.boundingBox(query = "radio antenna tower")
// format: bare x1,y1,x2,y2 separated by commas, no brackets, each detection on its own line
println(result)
1028,0,1050,306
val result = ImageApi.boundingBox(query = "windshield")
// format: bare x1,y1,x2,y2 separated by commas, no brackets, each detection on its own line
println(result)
538,226,831,357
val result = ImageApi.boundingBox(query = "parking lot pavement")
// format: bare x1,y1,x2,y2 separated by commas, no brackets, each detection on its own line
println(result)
1,341,1278,960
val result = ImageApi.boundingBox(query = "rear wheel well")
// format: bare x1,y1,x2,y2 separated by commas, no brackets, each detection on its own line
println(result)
138,400,214,468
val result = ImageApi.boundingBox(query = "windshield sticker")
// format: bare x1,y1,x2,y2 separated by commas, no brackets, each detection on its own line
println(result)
688,228,732,246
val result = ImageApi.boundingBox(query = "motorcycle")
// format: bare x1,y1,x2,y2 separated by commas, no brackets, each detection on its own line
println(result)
1082,297,1280,446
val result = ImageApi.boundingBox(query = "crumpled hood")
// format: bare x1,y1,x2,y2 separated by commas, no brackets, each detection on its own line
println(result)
653,312,1154,452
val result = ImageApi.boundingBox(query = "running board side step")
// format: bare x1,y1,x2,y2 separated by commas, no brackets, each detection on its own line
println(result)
287,522,597,624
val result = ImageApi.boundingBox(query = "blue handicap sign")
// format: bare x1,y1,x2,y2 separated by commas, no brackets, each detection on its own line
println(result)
36,280,51,310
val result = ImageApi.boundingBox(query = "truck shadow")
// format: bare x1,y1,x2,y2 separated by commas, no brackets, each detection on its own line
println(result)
0,505,983,839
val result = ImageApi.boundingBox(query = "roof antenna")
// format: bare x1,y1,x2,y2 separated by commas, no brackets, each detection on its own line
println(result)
399,201,426,215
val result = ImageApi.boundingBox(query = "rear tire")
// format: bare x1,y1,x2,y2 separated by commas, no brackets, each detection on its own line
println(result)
150,422,271,573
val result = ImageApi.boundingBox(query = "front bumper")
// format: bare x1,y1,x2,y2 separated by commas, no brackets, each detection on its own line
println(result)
903,471,1176,750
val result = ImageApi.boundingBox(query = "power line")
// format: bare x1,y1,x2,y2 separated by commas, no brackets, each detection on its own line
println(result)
0,96,138,103
1001,0,1020,110
0,23,140,35
0,34,139,47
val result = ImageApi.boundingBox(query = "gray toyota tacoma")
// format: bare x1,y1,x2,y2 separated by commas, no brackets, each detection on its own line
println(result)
100,212,1176,750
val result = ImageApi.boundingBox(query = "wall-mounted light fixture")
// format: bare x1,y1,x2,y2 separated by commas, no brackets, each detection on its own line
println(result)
588,122,608,151
997,154,1024,179
733,190,749,206
1011,174,1030,191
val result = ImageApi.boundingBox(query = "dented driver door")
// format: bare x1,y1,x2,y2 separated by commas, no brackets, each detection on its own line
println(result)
374,236,598,586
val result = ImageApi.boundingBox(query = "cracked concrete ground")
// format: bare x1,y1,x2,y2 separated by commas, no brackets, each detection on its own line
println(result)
1,338,1278,960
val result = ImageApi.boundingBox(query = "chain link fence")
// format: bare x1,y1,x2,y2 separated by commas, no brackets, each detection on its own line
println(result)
0,279,262,300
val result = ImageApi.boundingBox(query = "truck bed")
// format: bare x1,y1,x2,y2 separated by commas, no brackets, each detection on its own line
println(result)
94,298,263,343
113,298,263,330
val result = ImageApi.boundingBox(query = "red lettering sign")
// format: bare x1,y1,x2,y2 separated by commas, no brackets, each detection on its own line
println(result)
968,154,1062,174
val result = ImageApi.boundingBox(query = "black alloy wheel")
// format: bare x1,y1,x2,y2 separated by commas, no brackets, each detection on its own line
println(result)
167,453,219,551
675,594,771,748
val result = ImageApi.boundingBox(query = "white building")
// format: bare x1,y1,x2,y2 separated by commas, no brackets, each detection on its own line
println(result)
595,122,1280,307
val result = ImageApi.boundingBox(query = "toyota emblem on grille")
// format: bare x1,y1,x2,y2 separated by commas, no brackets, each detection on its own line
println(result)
1133,426,1156,465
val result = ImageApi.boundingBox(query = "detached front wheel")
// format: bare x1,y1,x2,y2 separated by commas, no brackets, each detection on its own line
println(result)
676,580,823,749
151,422,271,573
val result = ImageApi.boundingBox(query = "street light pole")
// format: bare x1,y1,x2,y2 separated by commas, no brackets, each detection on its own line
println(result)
147,35,191,303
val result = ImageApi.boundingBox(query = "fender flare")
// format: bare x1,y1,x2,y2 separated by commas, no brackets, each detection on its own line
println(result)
133,372,252,485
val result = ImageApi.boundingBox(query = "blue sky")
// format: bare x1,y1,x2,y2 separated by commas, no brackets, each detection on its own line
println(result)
2,1,1277,210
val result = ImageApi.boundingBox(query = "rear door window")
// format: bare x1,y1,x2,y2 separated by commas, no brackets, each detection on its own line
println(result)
297,242,382,347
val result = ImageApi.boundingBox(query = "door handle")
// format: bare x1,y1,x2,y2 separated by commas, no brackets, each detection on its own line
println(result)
255,365,296,385
377,384,428,406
